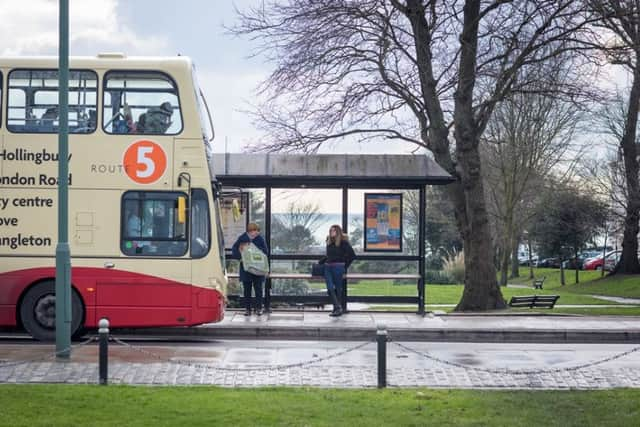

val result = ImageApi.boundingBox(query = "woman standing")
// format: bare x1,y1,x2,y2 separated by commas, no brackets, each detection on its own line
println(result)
232,222,269,316
324,224,356,317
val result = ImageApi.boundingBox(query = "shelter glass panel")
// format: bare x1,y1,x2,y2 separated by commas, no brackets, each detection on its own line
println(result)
270,188,342,256
269,259,326,297
223,188,265,273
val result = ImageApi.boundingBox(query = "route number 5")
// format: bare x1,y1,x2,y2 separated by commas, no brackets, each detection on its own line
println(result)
123,140,167,184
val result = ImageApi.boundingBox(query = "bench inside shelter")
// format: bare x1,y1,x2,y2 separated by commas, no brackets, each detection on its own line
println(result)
508,294,559,309
227,272,422,310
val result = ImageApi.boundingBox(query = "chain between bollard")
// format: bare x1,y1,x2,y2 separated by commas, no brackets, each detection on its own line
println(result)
391,341,640,375
110,336,374,372
0,336,96,369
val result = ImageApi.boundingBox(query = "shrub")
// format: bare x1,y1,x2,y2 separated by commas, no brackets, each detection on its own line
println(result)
442,250,465,284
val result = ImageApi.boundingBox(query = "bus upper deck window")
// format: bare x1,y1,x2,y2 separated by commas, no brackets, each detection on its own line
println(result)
7,69,98,134
103,71,182,135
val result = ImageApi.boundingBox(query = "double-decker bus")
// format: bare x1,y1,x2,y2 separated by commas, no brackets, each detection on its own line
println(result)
0,54,227,340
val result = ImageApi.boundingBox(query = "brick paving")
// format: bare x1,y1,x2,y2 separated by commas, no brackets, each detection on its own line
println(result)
3,361,640,389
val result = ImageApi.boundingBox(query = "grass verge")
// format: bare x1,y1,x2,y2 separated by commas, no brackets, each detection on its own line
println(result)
1,385,639,427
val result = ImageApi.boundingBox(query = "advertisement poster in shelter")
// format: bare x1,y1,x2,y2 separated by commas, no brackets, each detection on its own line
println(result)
220,192,249,249
364,193,402,252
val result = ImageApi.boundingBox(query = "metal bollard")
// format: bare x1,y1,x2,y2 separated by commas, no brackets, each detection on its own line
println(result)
376,324,387,388
98,318,109,385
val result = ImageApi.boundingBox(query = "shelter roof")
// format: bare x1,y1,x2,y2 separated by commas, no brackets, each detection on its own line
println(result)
211,153,453,187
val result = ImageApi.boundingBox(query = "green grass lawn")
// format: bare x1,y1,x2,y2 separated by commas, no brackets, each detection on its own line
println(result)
564,274,640,299
348,268,638,306
368,305,640,315
304,268,639,315
350,281,620,305
509,268,604,288
1,385,639,427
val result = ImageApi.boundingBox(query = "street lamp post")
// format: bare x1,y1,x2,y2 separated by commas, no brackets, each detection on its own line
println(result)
55,0,72,358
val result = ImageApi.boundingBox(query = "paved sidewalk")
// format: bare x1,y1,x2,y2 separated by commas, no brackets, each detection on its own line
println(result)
119,311,640,343
588,295,640,304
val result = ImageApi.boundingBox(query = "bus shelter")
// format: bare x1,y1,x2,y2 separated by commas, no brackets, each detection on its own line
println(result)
211,153,452,314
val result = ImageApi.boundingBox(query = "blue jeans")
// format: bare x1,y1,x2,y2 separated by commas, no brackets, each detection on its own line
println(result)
242,275,264,311
324,263,345,295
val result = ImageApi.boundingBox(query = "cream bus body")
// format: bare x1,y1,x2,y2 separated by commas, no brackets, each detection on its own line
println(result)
0,54,226,340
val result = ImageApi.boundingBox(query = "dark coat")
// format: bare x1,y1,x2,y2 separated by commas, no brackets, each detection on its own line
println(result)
231,232,269,282
325,239,356,268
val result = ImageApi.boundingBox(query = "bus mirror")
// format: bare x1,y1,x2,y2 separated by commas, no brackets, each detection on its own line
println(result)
178,197,187,223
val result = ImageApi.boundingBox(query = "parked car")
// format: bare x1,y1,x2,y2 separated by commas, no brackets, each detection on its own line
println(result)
562,250,602,270
604,251,622,271
517,249,538,266
536,257,561,268
520,257,539,266
583,250,621,270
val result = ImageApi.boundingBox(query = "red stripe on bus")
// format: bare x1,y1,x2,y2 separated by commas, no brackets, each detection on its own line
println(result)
0,267,224,328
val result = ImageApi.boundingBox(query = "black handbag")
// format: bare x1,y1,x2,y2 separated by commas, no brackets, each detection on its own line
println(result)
311,263,325,276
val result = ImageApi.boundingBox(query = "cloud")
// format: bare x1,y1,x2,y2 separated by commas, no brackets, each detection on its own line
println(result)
0,0,168,56
196,69,269,152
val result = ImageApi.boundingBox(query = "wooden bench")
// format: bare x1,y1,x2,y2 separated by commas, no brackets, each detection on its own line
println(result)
533,276,546,289
508,294,559,309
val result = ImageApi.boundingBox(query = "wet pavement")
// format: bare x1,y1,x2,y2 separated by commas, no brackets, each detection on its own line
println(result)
1,339,640,389
3,311,640,388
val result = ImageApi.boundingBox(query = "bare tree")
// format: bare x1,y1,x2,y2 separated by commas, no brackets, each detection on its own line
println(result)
483,64,583,286
530,178,608,285
590,0,640,273
272,201,324,252
233,1,597,310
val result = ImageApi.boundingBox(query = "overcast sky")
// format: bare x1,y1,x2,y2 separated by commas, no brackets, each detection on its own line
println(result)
0,0,424,155
0,0,630,158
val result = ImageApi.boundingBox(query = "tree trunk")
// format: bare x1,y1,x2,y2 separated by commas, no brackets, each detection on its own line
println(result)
528,238,534,279
405,0,505,310
618,67,640,274
560,259,565,286
499,216,515,285
575,248,579,284
453,140,506,310
500,244,509,286
511,241,520,279
451,0,505,310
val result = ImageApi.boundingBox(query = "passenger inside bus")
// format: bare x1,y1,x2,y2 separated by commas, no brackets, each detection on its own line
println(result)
39,107,58,131
136,101,173,134
126,209,142,237
126,208,155,254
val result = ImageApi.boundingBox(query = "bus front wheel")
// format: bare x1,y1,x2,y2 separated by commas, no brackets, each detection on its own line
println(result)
20,281,84,342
